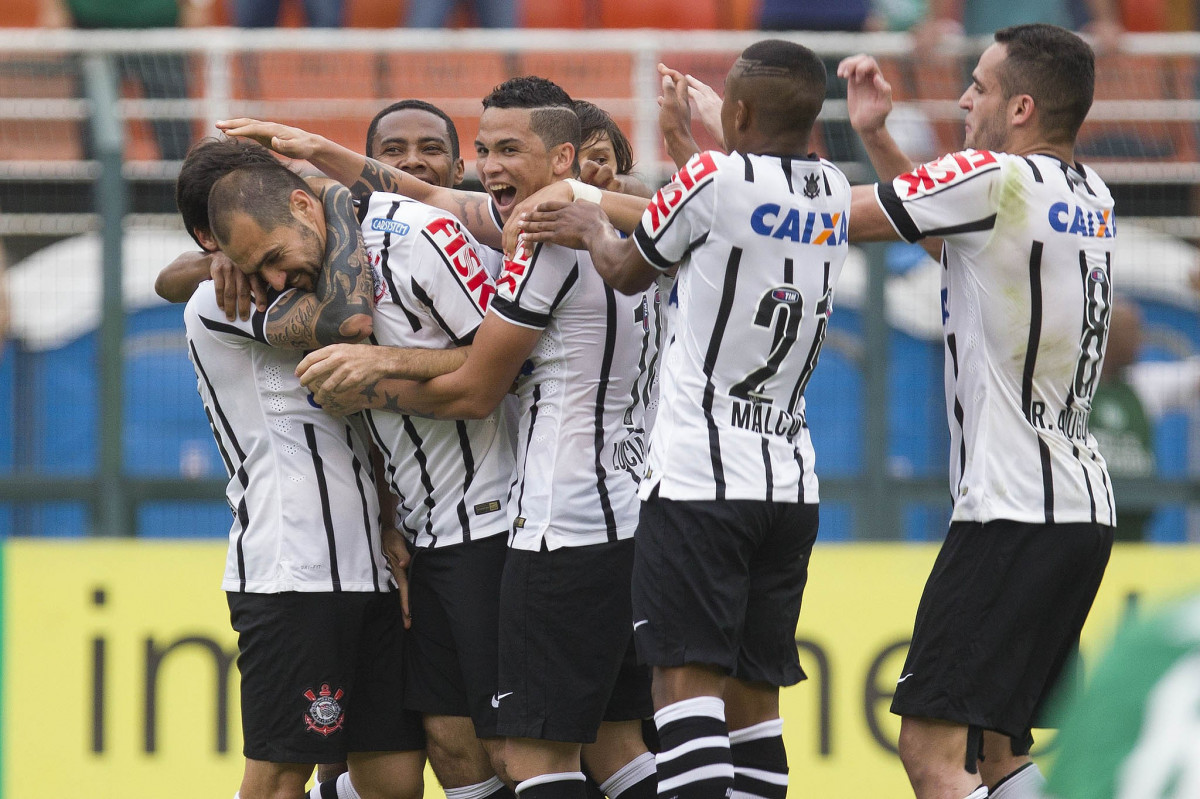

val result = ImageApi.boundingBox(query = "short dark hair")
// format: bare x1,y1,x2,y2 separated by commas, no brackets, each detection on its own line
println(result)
482,76,580,152
207,162,315,247
573,100,635,175
365,99,460,161
176,137,279,249
993,24,1094,143
732,39,828,139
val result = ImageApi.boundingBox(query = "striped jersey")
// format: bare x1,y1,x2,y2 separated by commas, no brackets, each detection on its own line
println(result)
184,280,392,593
876,150,1116,525
357,191,514,549
491,237,660,551
632,150,851,503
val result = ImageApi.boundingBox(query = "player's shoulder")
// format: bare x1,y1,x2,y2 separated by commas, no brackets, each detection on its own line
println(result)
184,279,222,323
892,149,1006,200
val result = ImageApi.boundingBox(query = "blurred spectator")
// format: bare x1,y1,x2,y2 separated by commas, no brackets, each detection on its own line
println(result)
37,0,206,161
1091,301,1156,541
916,0,1122,52
1043,593,1200,799
405,0,515,28
0,236,8,359
231,0,343,27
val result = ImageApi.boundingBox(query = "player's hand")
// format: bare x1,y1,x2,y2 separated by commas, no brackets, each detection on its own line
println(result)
658,63,703,168
209,251,269,321
215,118,322,161
580,159,620,191
837,54,894,136
516,200,610,252
686,73,724,148
502,181,572,258
296,343,386,409
380,527,412,628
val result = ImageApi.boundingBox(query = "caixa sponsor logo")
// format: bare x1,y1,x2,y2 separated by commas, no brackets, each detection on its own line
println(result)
1048,203,1115,239
370,218,410,236
750,204,846,246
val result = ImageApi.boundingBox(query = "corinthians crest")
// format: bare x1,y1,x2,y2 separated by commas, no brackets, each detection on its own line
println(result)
303,684,345,736
802,173,821,199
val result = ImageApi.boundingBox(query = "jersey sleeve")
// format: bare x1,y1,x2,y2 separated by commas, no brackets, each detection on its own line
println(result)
490,242,577,331
633,150,722,270
188,280,268,347
875,149,1004,243
404,216,496,345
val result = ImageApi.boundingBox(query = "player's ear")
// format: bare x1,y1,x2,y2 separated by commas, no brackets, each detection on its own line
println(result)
194,227,220,252
1010,93,1035,128
289,188,319,226
452,156,465,187
735,99,751,133
550,142,576,178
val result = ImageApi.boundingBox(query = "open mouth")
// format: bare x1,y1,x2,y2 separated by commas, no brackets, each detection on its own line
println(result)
489,183,518,213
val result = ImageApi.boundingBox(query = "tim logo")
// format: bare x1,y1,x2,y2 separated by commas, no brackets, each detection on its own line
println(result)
371,218,411,236
303,684,345,737
772,288,800,303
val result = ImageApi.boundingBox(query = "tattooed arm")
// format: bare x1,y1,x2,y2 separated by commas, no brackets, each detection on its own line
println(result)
217,118,502,249
263,182,375,349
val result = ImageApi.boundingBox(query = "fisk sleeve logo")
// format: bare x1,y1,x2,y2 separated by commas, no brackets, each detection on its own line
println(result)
896,150,998,198
645,151,720,233
496,243,533,299
424,217,496,310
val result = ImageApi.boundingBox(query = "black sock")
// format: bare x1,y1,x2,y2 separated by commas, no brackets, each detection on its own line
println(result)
729,719,787,799
654,697,733,799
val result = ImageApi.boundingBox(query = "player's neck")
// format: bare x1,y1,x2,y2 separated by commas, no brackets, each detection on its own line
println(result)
1004,132,1075,165
735,132,811,160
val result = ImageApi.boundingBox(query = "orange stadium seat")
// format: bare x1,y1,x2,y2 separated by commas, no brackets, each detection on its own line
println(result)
0,55,82,160
0,0,38,26
1081,52,1194,161
599,0,719,28
514,52,633,99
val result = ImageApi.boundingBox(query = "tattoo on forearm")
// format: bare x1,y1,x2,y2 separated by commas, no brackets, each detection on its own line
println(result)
353,158,406,197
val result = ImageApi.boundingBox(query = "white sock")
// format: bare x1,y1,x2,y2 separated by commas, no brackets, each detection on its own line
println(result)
446,776,509,799
989,763,1044,799
599,751,656,799
333,772,362,799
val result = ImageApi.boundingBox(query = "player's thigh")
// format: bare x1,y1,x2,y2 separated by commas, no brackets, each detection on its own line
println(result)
737,502,818,687
345,592,426,756
347,749,426,799
632,496,763,672
228,591,371,764
497,540,636,744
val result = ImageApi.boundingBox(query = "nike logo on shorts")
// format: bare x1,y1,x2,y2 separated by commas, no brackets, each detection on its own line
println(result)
490,691,514,708
633,619,649,630
897,673,914,684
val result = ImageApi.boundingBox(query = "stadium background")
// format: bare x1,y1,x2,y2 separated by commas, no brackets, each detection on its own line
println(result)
0,3,1198,796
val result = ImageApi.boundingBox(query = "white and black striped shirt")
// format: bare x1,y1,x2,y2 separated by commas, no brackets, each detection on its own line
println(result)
358,192,514,549
185,281,392,593
633,150,851,503
876,150,1116,525
491,237,660,551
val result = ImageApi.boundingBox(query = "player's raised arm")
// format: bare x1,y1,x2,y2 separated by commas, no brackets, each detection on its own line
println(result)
502,181,650,258
218,117,502,249
658,63,703,169
837,54,916,182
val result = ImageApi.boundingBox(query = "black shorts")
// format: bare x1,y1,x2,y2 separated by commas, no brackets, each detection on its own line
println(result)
631,496,819,687
890,519,1113,740
404,534,506,738
496,539,653,743
228,591,426,763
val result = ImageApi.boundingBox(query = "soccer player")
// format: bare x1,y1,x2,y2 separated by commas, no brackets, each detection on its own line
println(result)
572,99,652,199
839,24,1116,799
286,77,659,799
176,142,427,799
516,39,848,799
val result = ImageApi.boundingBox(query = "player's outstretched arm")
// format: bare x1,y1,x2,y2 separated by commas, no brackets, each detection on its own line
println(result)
837,55,915,182
502,182,650,257
520,201,657,295
297,312,538,420
263,183,374,349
